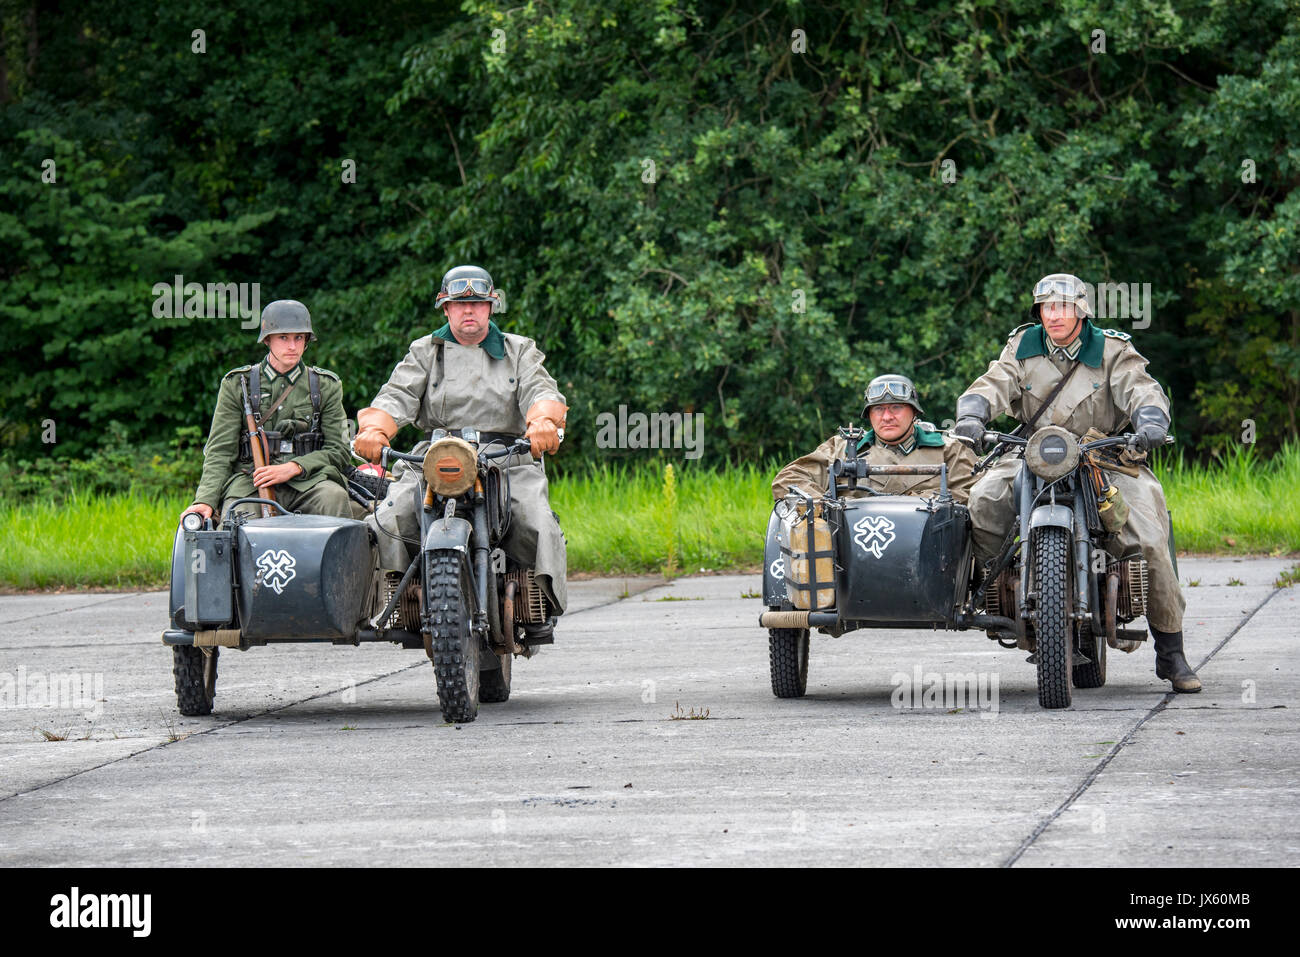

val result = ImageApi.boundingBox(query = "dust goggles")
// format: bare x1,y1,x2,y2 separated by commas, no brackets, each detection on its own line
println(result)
1033,277,1084,301
866,380,917,404
443,277,494,298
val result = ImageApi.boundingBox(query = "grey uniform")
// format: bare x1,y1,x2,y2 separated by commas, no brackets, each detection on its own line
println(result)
961,321,1184,632
772,423,977,503
364,322,568,613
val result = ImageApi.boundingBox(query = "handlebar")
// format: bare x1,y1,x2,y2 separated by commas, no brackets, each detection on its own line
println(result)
376,436,533,470
979,430,1175,452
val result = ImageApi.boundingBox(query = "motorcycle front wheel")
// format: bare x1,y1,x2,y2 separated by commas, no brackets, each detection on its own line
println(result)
1031,526,1073,709
425,550,480,723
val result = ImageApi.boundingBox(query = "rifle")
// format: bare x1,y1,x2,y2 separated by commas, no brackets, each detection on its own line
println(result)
240,375,275,518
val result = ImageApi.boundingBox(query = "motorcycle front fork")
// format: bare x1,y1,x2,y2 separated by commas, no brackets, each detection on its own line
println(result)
1016,485,1097,633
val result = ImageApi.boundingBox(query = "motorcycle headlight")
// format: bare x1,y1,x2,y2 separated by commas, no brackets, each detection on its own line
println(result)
1025,425,1080,481
423,436,478,497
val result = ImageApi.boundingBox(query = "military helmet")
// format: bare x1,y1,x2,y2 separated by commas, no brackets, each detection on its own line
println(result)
435,265,504,313
862,373,923,418
258,299,314,343
1031,272,1093,320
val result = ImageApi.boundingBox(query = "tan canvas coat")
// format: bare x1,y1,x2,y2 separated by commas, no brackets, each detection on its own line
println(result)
962,322,1169,438
961,321,1184,631
772,424,977,503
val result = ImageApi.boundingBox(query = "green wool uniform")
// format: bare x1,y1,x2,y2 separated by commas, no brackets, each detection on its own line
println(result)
960,321,1184,632
193,358,352,522
772,422,978,503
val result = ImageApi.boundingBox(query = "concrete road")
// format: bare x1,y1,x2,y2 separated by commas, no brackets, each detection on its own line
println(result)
0,558,1296,866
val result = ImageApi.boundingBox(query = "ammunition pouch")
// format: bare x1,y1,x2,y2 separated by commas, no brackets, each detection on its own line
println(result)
238,429,323,462
292,431,324,456
240,365,325,463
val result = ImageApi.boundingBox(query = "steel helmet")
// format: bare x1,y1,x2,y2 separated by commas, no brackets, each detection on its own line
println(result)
1030,273,1093,321
862,373,924,418
258,299,314,343
435,265,505,314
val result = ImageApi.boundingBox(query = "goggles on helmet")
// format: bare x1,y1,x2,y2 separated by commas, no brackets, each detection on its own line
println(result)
1034,277,1084,301
444,277,494,298
866,379,918,404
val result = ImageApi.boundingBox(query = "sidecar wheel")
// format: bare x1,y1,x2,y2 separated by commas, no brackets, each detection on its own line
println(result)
426,551,480,723
1032,526,1072,709
480,649,512,703
769,627,809,698
173,645,218,716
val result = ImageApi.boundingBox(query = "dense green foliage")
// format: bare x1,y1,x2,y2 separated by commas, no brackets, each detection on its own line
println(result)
3,0,1298,475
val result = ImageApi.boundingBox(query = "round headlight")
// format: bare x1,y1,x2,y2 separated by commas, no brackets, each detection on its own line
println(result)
423,436,478,497
1025,425,1080,480
182,512,205,532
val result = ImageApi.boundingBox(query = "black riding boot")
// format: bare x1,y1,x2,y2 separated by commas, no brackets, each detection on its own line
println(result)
1151,627,1201,693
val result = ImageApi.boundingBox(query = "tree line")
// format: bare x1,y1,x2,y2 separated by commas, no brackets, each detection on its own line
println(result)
2,0,1296,471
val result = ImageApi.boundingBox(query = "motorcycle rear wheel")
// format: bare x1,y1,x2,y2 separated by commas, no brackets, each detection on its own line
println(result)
1073,619,1107,688
425,551,480,723
1032,527,1073,709
480,649,512,703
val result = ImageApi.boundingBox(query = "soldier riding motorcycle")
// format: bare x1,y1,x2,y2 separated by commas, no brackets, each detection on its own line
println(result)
954,272,1198,695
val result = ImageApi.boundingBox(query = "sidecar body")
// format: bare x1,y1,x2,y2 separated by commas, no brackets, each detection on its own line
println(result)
162,512,401,648
762,493,973,632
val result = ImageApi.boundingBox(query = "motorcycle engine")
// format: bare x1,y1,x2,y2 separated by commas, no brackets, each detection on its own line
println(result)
381,570,423,630
984,566,1018,620
505,568,549,623
1111,557,1149,620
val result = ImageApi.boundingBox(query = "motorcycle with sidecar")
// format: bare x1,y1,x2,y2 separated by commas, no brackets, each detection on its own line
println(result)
162,430,554,723
759,424,1172,709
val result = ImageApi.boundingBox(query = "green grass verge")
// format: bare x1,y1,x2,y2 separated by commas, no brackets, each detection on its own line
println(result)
549,461,773,575
2,446,1297,590
1156,443,1300,555
0,488,190,590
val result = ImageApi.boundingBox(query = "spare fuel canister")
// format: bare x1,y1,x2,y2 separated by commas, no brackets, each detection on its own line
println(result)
183,528,235,627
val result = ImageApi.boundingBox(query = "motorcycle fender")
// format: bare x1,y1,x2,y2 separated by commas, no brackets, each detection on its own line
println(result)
1028,504,1074,531
424,516,473,553
761,509,787,606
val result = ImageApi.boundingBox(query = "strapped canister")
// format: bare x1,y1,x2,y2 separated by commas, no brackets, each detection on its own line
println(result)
777,495,837,611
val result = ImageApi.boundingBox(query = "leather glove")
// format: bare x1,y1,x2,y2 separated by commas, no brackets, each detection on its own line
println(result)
953,417,987,454
355,407,398,463
953,393,992,454
525,399,568,457
1132,406,1169,452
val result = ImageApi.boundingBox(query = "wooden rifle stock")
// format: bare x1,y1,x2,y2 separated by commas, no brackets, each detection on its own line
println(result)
239,375,275,517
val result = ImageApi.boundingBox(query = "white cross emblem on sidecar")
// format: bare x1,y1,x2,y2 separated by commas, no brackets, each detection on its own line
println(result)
852,515,896,559
255,548,297,595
